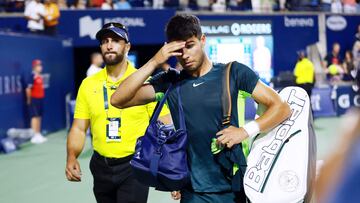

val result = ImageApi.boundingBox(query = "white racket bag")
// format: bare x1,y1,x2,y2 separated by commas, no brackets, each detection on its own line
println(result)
244,86,316,203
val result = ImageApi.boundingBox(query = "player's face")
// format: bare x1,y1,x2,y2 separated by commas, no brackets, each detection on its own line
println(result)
100,33,130,66
175,35,206,73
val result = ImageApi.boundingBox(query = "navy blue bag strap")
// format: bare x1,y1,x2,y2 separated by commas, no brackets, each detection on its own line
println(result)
149,84,186,131
149,84,174,124
149,84,187,181
176,85,186,131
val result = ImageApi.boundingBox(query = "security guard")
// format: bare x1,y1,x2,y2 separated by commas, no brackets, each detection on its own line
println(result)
65,22,170,203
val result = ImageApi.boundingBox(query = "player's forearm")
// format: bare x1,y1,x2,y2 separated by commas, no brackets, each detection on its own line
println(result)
256,100,291,133
111,59,158,108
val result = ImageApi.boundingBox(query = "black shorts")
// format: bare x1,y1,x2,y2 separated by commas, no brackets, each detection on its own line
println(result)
29,98,44,118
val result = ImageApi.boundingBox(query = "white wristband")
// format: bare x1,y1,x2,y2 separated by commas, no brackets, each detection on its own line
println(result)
243,121,260,139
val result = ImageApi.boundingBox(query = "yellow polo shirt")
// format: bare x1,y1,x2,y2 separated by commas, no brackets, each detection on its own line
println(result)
294,58,315,84
74,62,169,158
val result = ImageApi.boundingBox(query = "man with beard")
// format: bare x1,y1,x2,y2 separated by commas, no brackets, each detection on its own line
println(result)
65,22,170,203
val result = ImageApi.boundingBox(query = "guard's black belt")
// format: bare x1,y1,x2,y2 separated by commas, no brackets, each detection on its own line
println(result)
93,150,133,166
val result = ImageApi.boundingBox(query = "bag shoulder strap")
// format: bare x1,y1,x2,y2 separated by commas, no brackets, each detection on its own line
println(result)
149,84,187,131
149,84,173,123
221,62,233,127
176,85,186,131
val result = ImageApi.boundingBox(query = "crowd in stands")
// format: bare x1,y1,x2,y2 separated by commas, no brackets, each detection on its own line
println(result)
286,24,360,101
320,26,360,87
1,0,360,12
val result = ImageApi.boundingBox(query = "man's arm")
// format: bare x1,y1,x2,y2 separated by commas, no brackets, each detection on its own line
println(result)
250,81,291,132
217,81,291,148
110,41,185,108
25,87,31,105
65,119,89,182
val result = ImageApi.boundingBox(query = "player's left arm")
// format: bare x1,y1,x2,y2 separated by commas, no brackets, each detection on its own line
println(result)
251,81,291,132
217,81,291,148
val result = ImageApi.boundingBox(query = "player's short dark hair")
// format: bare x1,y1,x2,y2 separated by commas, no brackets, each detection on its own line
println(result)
165,14,202,42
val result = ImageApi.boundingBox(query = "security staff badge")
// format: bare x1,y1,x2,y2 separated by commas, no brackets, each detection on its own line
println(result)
106,118,121,142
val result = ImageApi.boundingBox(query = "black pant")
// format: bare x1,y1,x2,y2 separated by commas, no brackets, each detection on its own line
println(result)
90,151,149,203
297,83,313,98
44,25,57,36
297,83,314,117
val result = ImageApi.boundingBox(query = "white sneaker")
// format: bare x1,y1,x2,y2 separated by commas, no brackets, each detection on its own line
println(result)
31,134,47,144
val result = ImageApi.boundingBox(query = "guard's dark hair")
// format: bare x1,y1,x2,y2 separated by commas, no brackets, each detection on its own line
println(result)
165,14,202,42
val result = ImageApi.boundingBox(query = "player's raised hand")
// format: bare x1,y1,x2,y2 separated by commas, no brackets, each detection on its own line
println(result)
152,41,185,66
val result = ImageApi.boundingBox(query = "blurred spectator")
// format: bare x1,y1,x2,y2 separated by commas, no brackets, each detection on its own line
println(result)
178,0,189,10
228,0,252,10
70,0,86,9
342,0,357,13
26,59,47,144
322,42,344,83
196,0,210,10
353,25,360,67
24,0,45,34
293,50,315,97
355,24,360,42
331,0,343,13
101,0,114,9
3,0,25,12
252,0,273,12
114,0,132,9
86,52,103,77
321,0,332,11
277,0,287,10
44,0,60,36
342,50,356,81
89,0,104,7
153,0,165,8
57,0,69,9
211,0,226,12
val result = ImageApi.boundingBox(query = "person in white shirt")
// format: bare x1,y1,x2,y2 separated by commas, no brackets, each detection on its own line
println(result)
101,0,114,9
24,0,46,33
86,52,104,77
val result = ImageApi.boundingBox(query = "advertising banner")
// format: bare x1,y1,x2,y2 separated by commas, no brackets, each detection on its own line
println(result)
325,15,360,55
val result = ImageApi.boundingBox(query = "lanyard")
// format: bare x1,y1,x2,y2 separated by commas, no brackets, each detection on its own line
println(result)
103,82,109,112
103,81,122,142
103,81,120,118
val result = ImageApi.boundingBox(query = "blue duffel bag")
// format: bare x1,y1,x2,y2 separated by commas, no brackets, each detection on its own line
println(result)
130,84,189,191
